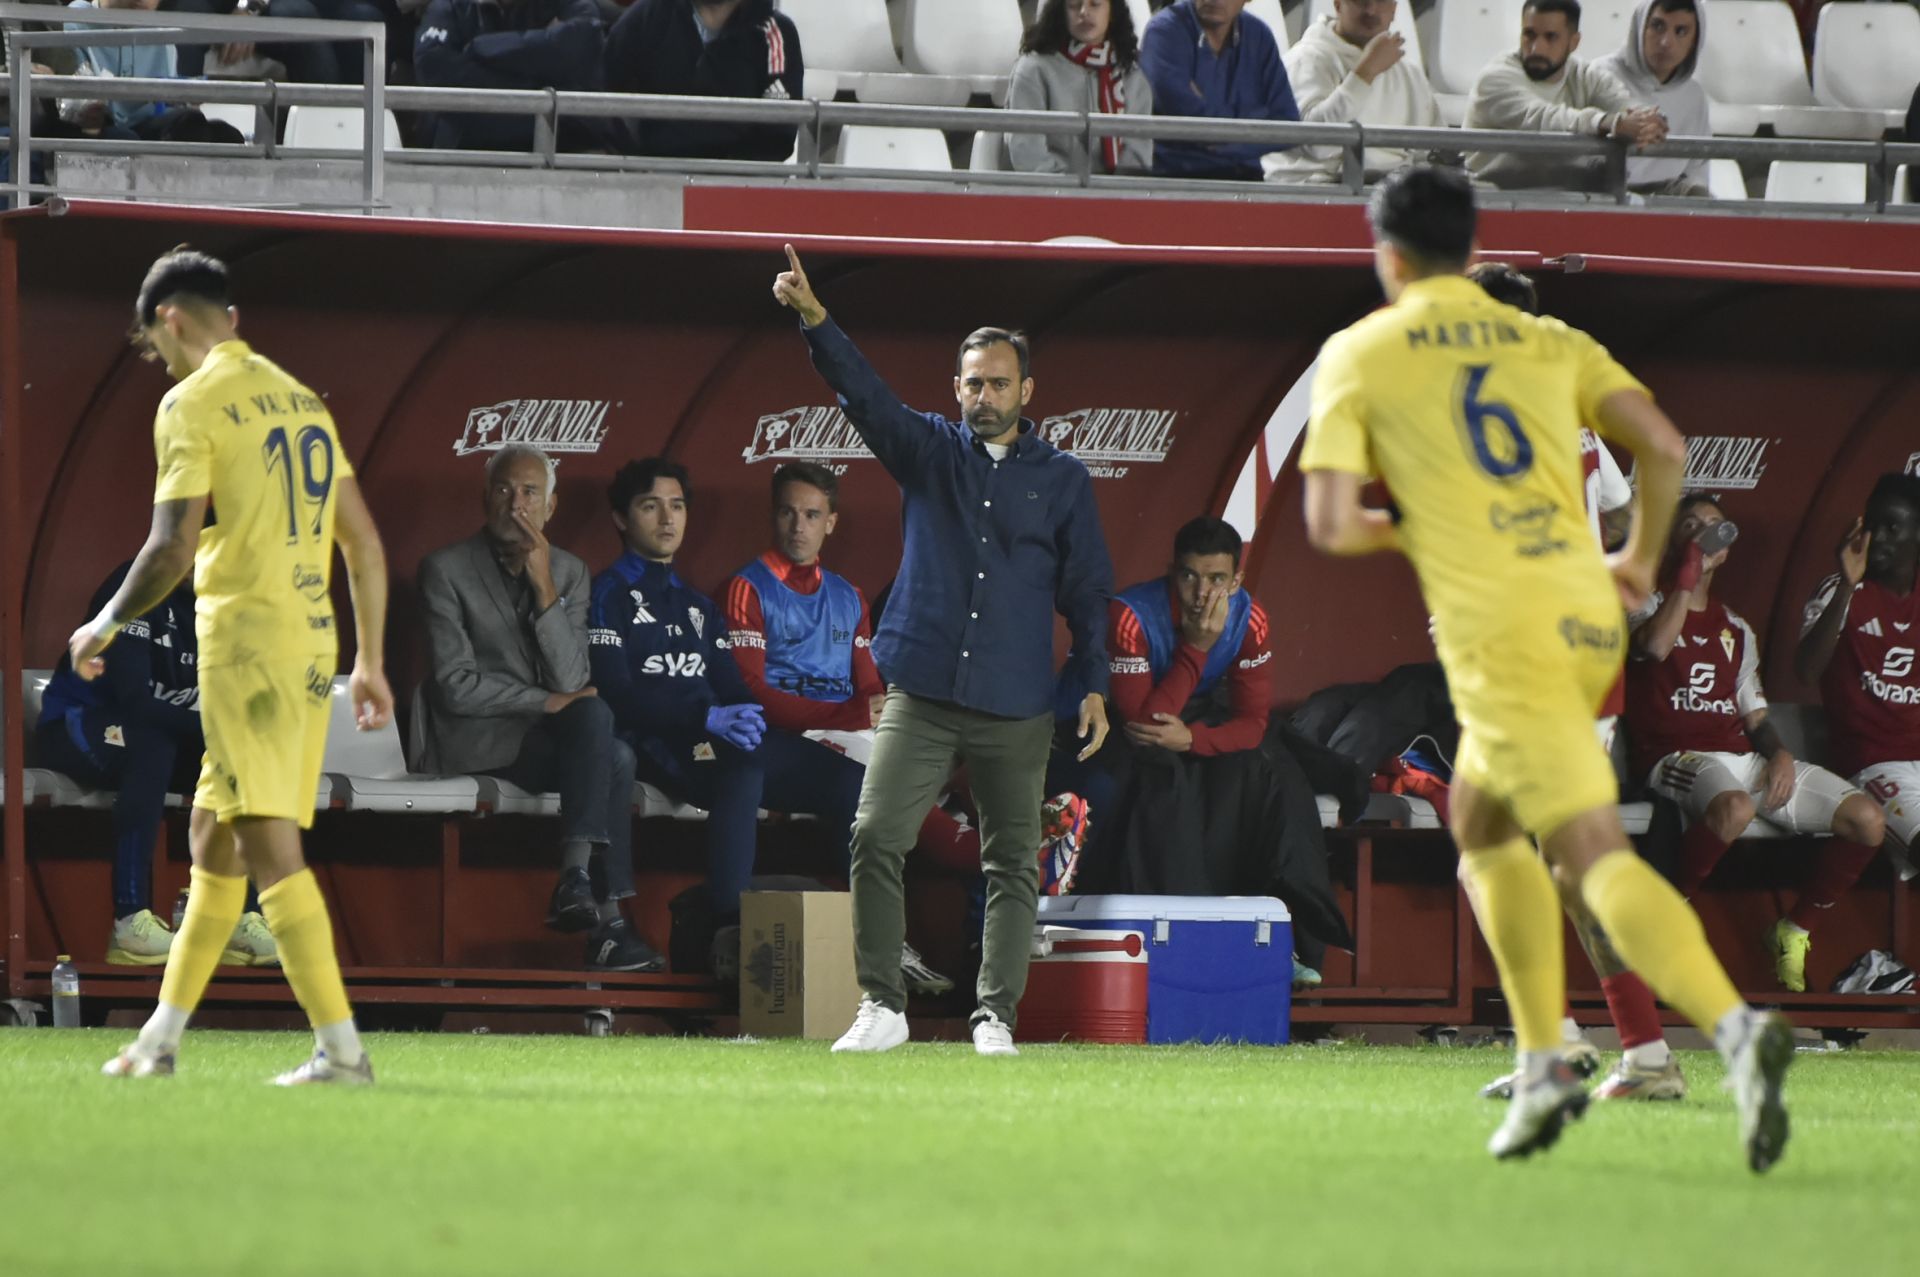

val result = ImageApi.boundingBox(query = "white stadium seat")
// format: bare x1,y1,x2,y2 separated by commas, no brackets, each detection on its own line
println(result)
197,102,261,144
1572,0,1639,60
320,678,478,813
834,124,954,171
1697,1,1888,139
899,0,1025,77
1427,0,1521,125
778,0,901,74
1243,0,1291,50
1812,0,1920,111
969,129,1008,172
282,105,403,151
1706,157,1748,200
1306,0,1425,68
1764,160,1868,204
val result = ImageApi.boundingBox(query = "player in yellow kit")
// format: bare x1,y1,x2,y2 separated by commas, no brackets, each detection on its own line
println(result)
1300,166,1791,1169
74,248,393,1086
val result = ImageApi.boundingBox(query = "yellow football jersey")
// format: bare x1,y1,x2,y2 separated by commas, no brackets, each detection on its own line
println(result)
152,340,354,666
1302,274,1646,648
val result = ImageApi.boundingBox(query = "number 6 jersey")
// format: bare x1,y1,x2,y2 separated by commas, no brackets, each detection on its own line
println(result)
1302,274,1646,651
152,340,352,666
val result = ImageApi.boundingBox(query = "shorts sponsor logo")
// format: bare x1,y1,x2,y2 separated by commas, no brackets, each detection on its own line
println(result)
744,407,872,474
1039,408,1179,480
454,400,611,457
1668,435,1774,491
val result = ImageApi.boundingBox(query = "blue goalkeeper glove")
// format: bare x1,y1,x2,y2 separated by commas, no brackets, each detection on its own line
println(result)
705,703,766,752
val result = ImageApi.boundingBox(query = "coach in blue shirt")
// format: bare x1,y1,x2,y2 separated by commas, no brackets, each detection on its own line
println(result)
1140,0,1300,179
774,246,1114,1057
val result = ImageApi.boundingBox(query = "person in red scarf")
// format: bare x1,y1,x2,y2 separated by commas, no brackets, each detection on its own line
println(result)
1007,0,1154,174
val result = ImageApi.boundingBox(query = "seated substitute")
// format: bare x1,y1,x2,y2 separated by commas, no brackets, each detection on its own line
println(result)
1796,473,1920,884
1464,0,1666,192
719,460,957,994
38,562,276,967
1626,494,1886,991
415,445,659,973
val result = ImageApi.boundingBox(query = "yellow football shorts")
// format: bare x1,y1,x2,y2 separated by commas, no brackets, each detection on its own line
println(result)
1444,605,1625,839
193,657,334,828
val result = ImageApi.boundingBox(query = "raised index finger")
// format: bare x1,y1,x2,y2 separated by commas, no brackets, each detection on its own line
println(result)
784,242,804,277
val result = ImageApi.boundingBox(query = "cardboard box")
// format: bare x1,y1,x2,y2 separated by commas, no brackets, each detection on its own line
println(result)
740,891,862,1040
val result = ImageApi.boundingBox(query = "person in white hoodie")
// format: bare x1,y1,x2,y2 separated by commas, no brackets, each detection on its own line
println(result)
1595,0,1710,197
1262,0,1441,184
1465,0,1666,192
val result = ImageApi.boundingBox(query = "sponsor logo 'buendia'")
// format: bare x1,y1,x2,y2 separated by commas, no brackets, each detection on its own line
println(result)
1682,435,1772,491
744,405,1178,479
455,400,612,457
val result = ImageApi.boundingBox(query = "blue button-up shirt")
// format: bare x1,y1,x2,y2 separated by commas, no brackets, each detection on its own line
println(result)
1140,0,1299,179
801,318,1113,721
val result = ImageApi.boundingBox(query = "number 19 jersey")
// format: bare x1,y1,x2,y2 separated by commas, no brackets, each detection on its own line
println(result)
152,340,353,667
1302,275,1646,651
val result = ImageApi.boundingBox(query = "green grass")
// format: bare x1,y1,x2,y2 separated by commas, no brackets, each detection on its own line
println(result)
2,1030,1915,1277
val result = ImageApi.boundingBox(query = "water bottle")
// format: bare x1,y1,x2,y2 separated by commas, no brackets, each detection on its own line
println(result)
51,955,82,1028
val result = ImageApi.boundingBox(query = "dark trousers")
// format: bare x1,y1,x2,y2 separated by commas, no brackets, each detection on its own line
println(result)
485,697,636,900
633,728,865,920
36,710,202,918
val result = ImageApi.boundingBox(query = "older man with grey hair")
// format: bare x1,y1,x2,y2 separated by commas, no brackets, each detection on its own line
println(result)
414,445,661,972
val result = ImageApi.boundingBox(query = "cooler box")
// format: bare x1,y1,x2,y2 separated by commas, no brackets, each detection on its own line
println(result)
1017,927,1148,1044
1036,895,1293,1045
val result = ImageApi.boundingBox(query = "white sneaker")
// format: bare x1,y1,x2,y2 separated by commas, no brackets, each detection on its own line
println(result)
971,1011,1018,1057
1722,1009,1793,1173
225,912,280,967
900,941,954,996
101,1044,175,1078
106,910,174,966
272,1050,375,1087
830,997,909,1054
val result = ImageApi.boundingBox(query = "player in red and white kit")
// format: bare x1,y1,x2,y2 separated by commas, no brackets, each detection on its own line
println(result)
1627,495,1887,992
1467,264,1682,1103
1795,473,1920,884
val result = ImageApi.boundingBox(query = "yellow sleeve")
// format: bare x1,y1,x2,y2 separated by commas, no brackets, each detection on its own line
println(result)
327,411,356,481
151,391,213,503
1300,333,1374,476
1570,325,1649,434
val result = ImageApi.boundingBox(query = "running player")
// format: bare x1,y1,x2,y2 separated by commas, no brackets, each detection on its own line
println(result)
76,247,393,1086
1796,473,1920,884
1466,262,1684,1104
1301,166,1790,1168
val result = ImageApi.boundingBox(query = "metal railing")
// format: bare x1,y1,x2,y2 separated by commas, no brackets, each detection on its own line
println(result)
6,6,1917,216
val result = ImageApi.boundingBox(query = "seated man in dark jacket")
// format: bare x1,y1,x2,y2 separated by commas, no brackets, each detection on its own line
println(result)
415,0,606,150
604,0,803,160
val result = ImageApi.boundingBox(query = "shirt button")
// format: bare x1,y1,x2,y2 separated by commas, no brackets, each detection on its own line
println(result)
977,571,985,578
984,500,992,507
962,650,970,658
970,612,978,619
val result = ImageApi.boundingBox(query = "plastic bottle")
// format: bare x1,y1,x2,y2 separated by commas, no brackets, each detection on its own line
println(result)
52,955,82,1028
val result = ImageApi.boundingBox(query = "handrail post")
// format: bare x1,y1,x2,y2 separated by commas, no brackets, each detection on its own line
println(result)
362,27,385,209
1340,122,1363,194
6,37,30,209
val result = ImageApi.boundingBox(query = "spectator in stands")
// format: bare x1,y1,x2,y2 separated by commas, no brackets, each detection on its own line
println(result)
1262,0,1442,184
36,563,277,967
589,458,875,983
1140,0,1299,180
415,445,660,973
414,0,606,151
1007,0,1153,176
1465,0,1666,192
161,0,386,85
1595,0,1708,197
1055,517,1351,983
1796,473,1920,884
604,0,802,162
1625,494,1887,992
718,461,958,994
774,247,1114,1056
64,0,246,141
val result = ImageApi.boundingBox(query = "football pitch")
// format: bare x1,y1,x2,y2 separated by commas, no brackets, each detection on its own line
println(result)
2,1030,1914,1277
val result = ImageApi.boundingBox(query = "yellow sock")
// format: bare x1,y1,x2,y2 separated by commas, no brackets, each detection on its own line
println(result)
1581,850,1743,1031
259,868,354,1031
1458,838,1564,1053
156,867,247,1017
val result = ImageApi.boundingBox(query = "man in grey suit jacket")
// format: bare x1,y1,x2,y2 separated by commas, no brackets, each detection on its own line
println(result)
414,445,661,972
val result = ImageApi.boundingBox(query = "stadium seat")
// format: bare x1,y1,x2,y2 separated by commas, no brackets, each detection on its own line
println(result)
969,129,1008,172
778,0,901,74
10,671,111,809
834,124,955,171
1425,0,1521,126
1572,0,1638,55
1696,1,1888,139
1812,1,1920,112
1897,165,1913,204
899,0,1024,77
320,678,478,813
197,102,261,144
1764,160,1868,204
1243,0,1291,50
1306,0,1424,68
1706,157,1748,200
800,68,840,101
282,105,404,152
1123,0,1154,42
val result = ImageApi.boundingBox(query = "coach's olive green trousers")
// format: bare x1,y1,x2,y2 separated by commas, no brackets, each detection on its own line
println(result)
851,693,1053,1026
